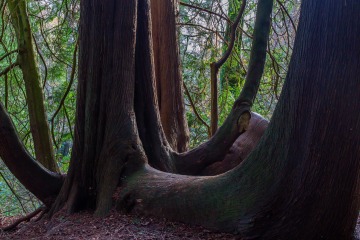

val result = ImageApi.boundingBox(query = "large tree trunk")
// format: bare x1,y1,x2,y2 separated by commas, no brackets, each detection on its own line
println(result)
8,0,58,172
50,0,145,216
119,1,360,239
49,0,253,215
150,0,190,152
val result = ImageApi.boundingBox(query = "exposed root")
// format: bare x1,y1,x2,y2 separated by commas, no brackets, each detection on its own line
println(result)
34,208,49,222
1,206,46,231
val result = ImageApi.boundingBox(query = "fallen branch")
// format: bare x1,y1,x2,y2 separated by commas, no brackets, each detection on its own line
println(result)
1,206,46,231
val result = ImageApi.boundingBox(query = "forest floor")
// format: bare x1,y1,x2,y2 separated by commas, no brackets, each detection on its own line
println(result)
0,209,237,239
1,209,359,239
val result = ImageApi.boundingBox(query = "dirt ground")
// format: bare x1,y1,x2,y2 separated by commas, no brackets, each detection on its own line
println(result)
1,209,359,239
0,209,238,239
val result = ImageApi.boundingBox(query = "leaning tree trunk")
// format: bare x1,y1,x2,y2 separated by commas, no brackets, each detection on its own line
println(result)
220,0,246,91
8,0,58,172
150,0,190,152
0,103,63,206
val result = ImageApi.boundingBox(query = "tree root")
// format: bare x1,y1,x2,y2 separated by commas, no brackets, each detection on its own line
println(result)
1,206,46,231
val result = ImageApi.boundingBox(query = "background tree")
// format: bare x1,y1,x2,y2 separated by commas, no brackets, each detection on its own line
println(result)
0,0,78,214
179,0,299,143
6,0,58,172
151,0,190,152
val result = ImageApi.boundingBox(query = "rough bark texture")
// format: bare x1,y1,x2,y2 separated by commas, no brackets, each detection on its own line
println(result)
135,0,175,173
8,0,58,172
51,0,144,216
120,1,360,239
150,0,190,152
50,0,253,216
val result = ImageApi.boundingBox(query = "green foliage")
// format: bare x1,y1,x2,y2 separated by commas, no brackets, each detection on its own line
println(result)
0,162,41,216
0,0,79,215
180,0,299,145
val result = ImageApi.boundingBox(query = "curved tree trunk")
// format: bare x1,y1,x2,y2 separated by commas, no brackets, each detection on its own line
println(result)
220,0,246,91
119,1,360,239
0,103,63,205
8,0,58,172
150,0,190,152
135,0,272,175
201,112,268,175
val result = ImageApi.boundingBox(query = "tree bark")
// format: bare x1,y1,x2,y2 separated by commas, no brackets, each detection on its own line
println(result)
150,0,190,152
119,0,360,238
50,0,145,216
238,0,273,103
8,0,58,172
170,0,272,175
50,0,272,216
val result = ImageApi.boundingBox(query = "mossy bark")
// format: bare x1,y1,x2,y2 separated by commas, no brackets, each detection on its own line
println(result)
118,1,360,238
8,0,58,172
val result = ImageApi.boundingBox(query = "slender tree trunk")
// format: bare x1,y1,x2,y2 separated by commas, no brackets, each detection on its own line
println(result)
220,0,245,90
8,0,58,172
150,0,190,152
171,0,272,175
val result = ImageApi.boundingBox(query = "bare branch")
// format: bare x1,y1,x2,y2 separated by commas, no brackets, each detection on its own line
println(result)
210,0,247,135
183,82,211,136
0,49,18,62
180,1,230,23
0,61,19,77
276,0,297,33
